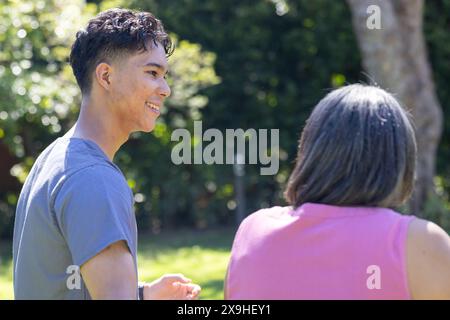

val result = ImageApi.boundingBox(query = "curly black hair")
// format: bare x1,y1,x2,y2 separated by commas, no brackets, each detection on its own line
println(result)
69,8,173,94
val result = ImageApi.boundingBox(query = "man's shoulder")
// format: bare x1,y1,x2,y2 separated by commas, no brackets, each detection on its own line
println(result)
52,164,133,220
65,163,128,189
42,137,123,180
55,162,131,205
34,137,108,170
45,138,131,204
57,137,111,167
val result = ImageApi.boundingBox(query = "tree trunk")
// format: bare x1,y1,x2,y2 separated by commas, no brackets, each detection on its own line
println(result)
346,0,443,215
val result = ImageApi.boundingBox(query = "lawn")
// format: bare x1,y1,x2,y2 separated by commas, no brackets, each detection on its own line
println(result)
0,227,236,300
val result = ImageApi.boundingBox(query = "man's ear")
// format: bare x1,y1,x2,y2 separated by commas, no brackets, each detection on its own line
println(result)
94,62,113,91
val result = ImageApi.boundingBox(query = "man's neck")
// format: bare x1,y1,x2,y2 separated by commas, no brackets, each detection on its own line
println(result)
67,99,129,161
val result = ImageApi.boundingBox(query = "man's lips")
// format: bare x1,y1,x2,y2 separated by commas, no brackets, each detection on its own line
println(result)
145,101,161,114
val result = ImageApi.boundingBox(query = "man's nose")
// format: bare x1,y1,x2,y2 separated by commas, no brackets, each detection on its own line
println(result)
159,78,171,98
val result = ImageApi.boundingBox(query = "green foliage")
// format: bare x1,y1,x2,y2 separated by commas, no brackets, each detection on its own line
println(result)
0,0,220,236
422,177,450,232
125,0,363,228
1,0,450,237
0,0,95,237
424,0,450,193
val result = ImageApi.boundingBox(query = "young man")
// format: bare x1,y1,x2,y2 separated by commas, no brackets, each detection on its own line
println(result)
13,8,201,300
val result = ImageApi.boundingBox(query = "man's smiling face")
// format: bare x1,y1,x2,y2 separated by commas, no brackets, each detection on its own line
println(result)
109,41,171,134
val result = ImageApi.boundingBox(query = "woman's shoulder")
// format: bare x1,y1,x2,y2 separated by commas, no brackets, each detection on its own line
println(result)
406,218,450,299
243,205,294,222
235,206,293,232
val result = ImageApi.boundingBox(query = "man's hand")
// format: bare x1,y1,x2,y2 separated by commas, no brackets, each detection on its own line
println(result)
143,274,201,300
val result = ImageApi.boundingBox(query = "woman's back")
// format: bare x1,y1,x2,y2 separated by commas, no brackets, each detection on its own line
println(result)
225,85,450,300
226,203,414,299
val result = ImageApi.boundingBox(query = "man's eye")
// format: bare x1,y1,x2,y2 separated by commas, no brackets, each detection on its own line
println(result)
147,71,158,77
164,71,171,80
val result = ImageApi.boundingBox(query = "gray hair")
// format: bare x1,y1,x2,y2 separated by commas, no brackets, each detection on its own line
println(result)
284,84,417,209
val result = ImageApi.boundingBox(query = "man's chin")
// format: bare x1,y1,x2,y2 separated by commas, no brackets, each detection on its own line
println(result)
131,123,155,135
143,121,156,133
142,126,155,133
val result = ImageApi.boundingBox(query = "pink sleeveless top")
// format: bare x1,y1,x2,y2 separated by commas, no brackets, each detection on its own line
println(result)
226,203,415,299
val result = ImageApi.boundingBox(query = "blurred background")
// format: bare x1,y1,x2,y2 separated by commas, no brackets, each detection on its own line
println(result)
0,0,449,299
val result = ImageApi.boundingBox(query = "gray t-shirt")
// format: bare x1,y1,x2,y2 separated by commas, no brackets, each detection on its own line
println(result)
12,137,138,299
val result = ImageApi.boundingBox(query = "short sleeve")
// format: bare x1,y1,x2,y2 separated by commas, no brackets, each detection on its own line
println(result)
53,165,136,267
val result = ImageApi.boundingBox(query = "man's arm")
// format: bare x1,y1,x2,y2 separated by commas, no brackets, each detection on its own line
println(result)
80,239,202,300
407,218,450,299
80,240,137,299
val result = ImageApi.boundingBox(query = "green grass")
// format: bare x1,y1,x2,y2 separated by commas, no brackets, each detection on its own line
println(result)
0,240,13,300
0,227,236,300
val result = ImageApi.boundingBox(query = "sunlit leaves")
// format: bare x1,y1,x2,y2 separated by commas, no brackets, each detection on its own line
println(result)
166,36,221,111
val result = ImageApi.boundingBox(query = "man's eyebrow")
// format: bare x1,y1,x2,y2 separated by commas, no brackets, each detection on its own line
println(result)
143,62,169,74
